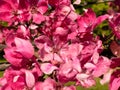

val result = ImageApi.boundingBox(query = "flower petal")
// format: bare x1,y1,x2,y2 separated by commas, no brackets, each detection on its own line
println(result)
25,70,35,88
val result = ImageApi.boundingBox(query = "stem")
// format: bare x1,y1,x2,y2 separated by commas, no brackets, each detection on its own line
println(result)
75,0,115,7
0,63,10,71
97,0,114,3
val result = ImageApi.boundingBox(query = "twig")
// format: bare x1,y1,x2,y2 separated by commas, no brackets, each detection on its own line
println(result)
0,63,10,71
97,0,114,3
75,0,115,7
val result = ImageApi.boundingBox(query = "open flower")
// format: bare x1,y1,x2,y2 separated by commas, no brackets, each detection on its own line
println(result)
0,68,36,90
109,14,120,39
33,77,56,90
0,0,20,23
109,70,120,90
77,8,109,33
57,59,80,83
19,0,48,24
4,37,34,67
0,0,48,24
76,73,95,88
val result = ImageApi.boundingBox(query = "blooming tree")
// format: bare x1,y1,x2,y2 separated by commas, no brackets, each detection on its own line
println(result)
0,0,120,90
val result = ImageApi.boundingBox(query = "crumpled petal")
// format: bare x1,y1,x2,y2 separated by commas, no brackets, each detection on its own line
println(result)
41,63,58,74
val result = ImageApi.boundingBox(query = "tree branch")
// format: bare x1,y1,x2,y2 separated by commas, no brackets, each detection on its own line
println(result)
0,63,10,71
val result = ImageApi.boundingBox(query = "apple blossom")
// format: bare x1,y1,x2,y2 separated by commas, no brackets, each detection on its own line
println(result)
4,37,34,67
0,0,115,90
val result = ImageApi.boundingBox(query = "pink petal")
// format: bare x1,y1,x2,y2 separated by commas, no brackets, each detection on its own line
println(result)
95,14,109,28
25,70,35,88
3,0,19,10
53,53,63,63
5,32,15,47
67,32,77,40
0,12,12,22
76,73,89,80
4,47,23,67
34,35,52,49
54,27,68,36
32,14,45,24
33,82,42,90
72,58,82,72
73,0,81,5
92,56,111,77
84,63,96,69
91,52,99,64
41,78,56,90
0,77,7,86
110,77,120,90
100,70,112,85
37,1,48,14
0,0,12,11
76,74,95,88
17,25,29,37
41,63,58,74
15,37,34,59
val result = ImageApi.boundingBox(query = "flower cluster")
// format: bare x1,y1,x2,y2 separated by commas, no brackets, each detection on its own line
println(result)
0,0,119,90
107,0,120,90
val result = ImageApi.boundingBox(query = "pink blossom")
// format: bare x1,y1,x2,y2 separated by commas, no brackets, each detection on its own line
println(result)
0,68,25,90
109,14,120,39
24,70,35,88
100,70,113,85
19,0,48,24
4,37,34,67
0,0,48,24
92,56,111,77
34,35,53,50
31,63,43,78
0,0,114,89
0,67,40,90
0,77,7,88
35,35,64,63
60,43,83,59
76,73,95,88
0,0,19,23
0,0,30,24
14,37,34,58
57,60,78,83
54,27,69,36
33,78,56,90
41,63,58,74
16,25,30,39
109,70,120,90
77,8,108,33
79,39,102,66
40,4,78,38
5,31,15,47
